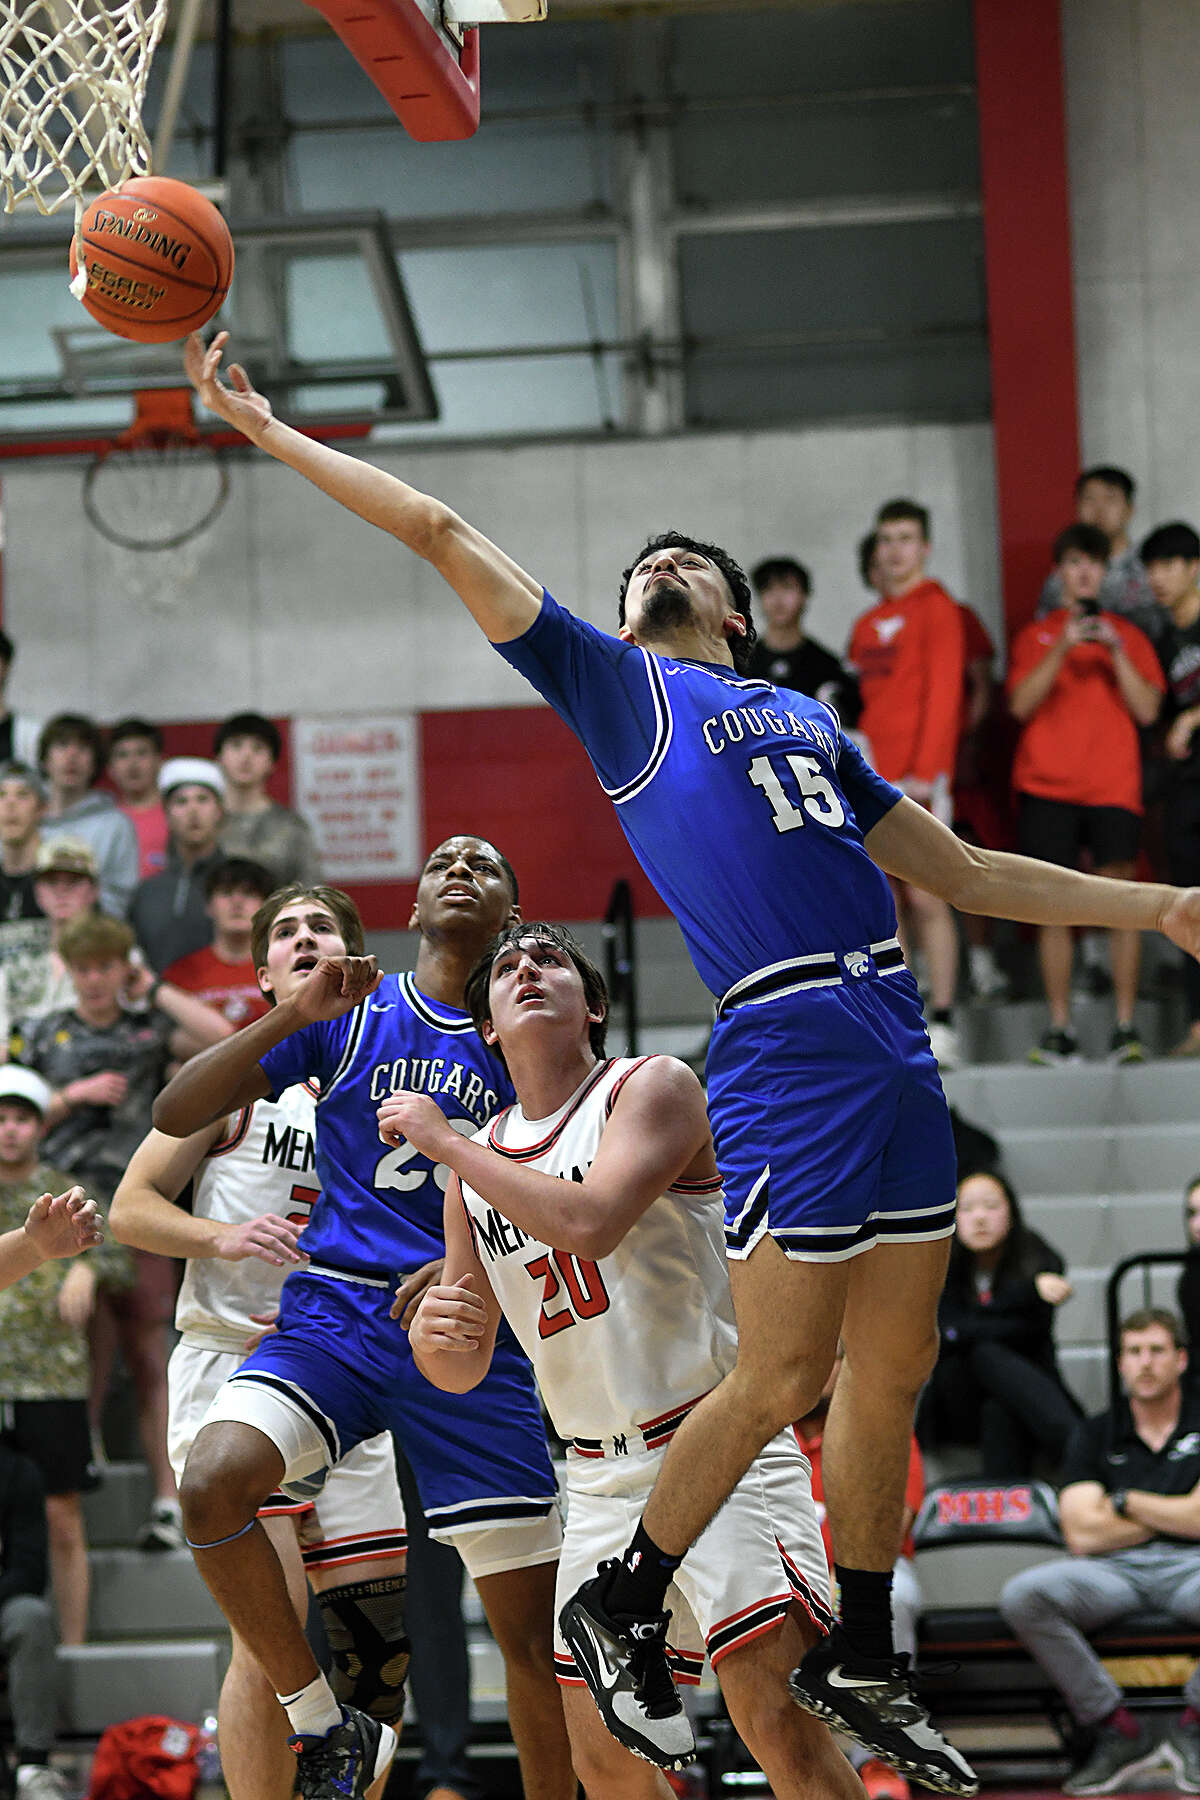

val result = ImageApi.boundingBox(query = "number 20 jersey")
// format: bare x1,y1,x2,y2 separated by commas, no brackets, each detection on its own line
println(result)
459,1055,737,1446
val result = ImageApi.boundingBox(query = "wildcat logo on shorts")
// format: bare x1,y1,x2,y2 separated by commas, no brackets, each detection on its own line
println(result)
844,951,870,978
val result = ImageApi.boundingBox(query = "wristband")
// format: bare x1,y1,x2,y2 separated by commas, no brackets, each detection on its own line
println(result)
147,978,162,1008
1110,1489,1129,1518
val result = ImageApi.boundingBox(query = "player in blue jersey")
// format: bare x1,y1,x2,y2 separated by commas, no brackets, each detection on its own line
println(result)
185,331,1200,1792
153,846,574,1800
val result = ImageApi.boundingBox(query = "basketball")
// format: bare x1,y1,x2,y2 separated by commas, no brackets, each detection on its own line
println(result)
68,176,234,345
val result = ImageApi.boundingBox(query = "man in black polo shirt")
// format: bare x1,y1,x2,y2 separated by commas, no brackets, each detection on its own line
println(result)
1001,1308,1200,1795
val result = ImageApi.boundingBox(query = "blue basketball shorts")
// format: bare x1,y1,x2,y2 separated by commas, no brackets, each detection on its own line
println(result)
201,1270,560,1573
707,968,957,1262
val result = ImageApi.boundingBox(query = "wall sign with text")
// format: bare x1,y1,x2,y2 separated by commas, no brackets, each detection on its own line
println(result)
292,714,421,883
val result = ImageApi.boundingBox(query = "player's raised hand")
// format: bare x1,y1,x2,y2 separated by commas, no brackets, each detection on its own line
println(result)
377,1091,462,1162
289,954,382,1024
402,1274,486,1350
25,1186,104,1261
212,1213,309,1267
185,331,275,442
1161,888,1200,963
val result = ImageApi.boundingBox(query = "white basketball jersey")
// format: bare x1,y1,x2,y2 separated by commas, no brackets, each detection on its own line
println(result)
175,1082,320,1350
459,1057,736,1448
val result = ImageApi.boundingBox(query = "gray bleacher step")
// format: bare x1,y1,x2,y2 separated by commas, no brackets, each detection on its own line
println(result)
1018,1192,1185,1265
88,1547,228,1639
82,1463,155,1549
59,1640,230,1736
1000,1122,1200,1196
944,1050,1196,1129
1059,1344,1108,1413
958,995,1172,1065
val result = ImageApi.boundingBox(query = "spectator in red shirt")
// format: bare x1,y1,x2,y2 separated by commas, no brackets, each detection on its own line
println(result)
795,1346,924,1800
107,720,167,882
163,857,274,1032
848,500,966,1069
1008,525,1165,1065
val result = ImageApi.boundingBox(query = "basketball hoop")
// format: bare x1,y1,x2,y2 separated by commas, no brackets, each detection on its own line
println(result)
84,388,229,550
0,0,169,218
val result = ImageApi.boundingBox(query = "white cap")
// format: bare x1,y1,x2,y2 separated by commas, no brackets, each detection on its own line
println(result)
159,757,225,802
0,1066,53,1117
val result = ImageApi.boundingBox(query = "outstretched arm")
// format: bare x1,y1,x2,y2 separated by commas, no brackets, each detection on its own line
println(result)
865,797,1200,956
185,333,543,644
153,954,380,1135
0,1187,104,1290
378,1057,716,1260
111,1123,308,1268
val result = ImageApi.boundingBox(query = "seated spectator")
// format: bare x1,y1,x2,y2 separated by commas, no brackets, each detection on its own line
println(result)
0,1066,128,1649
1038,465,1161,643
214,713,321,886
1142,522,1200,1056
848,501,966,1069
0,763,45,926
1000,1309,1200,1797
795,1344,923,1800
128,758,226,973
748,556,863,725
1176,1176,1200,1358
10,915,229,1553
38,715,138,917
163,857,273,1031
0,839,99,1047
0,1435,63,1798
1008,524,1165,1065
0,631,42,771
917,1171,1080,1477
107,719,167,882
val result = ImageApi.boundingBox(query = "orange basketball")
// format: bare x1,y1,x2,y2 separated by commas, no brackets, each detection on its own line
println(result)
69,176,234,345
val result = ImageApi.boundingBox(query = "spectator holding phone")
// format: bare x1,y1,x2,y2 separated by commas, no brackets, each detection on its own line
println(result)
1008,525,1165,1065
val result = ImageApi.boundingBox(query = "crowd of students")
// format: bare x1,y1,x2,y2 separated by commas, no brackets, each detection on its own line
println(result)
751,465,1200,1070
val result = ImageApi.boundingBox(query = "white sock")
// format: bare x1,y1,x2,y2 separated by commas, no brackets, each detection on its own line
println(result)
277,1674,342,1739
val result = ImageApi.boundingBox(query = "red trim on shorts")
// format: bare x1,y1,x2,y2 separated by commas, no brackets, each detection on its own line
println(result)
303,1544,409,1570
709,1609,789,1667
776,1538,834,1633
709,1589,792,1636
258,1494,313,1518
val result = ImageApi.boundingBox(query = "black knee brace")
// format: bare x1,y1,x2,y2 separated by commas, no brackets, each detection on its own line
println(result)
317,1573,410,1725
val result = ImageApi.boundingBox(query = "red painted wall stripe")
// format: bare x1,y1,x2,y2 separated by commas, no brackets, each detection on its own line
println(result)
973,0,1081,641
155,708,664,933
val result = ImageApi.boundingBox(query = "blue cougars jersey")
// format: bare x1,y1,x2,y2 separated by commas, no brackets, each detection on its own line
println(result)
259,971,514,1278
498,591,905,997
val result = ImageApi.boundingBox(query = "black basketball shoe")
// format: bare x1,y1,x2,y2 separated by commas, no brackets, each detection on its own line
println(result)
559,1560,696,1771
788,1627,978,1797
289,1705,397,1800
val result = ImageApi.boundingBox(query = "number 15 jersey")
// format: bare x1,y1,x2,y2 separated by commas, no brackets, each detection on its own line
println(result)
459,1055,736,1447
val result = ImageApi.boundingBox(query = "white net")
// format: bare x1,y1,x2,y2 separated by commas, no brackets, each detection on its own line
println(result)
0,0,169,216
